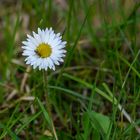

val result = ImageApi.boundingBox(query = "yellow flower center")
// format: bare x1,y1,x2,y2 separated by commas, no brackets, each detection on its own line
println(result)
35,43,52,58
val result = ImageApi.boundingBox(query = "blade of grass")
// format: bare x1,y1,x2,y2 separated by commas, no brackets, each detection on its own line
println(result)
36,97,58,140
0,123,19,140
48,85,90,101
63,73,113,103
0,104,20,139
16,111,41,134
118,53,140,78
36,97,51,126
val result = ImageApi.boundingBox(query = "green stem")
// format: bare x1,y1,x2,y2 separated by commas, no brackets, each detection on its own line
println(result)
43,70,58,140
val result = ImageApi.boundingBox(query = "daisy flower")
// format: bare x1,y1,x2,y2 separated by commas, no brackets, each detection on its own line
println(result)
22,27,67,70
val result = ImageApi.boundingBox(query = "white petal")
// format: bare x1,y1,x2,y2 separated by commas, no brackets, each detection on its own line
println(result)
32,31,42,45
27,34,38,46
22,50,35,56
48,33,55,45
58,58,64,62
44,29,50,43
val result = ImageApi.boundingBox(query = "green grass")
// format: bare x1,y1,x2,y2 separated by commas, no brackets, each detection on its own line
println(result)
0,0,140,139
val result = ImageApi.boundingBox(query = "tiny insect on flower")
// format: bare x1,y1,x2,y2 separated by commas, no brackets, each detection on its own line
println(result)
22,28,67,71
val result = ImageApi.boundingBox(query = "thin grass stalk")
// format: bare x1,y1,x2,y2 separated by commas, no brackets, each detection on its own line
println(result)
43,70,58,140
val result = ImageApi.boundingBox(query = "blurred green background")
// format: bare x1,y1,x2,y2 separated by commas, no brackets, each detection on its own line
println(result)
0,0,140,139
